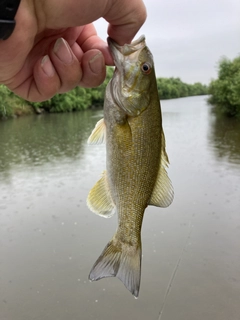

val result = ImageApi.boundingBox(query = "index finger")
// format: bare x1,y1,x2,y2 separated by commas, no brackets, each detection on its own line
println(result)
76,24,114,66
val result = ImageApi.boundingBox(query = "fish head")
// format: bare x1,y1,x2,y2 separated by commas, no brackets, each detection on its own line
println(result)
108,35,156,117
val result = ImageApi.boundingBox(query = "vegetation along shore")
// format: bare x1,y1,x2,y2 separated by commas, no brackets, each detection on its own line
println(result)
208,56,240,119
0,66,210,120
1,54,240,121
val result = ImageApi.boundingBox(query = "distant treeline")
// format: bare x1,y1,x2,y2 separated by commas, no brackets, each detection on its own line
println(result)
1,67,208,119
208,56,240,118
157,77,208,99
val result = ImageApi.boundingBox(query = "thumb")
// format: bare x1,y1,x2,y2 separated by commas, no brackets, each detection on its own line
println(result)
104,0,147,45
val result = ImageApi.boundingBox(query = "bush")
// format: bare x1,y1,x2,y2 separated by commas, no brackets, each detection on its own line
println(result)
0,85,14,118
29,67,115,113
208,56,240,118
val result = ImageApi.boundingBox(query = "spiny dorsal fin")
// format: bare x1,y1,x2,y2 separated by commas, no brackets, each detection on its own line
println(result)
87,118,106,145
149,132,174,207
87,171,115,218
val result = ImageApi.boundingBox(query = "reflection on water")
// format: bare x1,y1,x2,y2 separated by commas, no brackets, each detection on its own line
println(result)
0,111,101,174
208,111,240,168
1,96,240,320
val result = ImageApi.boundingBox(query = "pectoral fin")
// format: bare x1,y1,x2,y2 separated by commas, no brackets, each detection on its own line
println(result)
87,118,106,145
149,133,174,207
87,171,115,218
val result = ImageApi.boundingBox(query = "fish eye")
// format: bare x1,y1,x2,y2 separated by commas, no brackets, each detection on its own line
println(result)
141,62,152,74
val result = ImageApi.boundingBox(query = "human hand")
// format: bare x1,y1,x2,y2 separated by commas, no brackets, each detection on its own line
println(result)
0,0,146,102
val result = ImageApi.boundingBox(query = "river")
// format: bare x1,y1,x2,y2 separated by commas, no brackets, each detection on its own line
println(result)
1,95,240,320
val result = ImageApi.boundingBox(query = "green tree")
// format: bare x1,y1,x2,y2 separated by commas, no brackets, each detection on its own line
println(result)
208,56,240,118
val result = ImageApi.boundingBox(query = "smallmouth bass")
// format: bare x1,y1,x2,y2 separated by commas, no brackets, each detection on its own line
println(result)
87,35,174,297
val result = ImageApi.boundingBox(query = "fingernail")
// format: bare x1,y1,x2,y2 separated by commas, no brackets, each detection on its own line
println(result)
41,55,55,77
89,52,104,74
53,38,73,64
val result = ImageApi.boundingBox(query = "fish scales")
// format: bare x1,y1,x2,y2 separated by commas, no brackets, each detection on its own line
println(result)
87,35,174,297
107,100,161,242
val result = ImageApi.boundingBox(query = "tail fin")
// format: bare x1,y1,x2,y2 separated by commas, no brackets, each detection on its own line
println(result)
89,237,142,297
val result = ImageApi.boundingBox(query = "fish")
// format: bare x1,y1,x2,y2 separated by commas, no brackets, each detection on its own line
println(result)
87,35,174,298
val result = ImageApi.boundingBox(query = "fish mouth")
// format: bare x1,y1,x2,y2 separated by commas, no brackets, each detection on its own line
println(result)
107,35,146,56
107,35,146,67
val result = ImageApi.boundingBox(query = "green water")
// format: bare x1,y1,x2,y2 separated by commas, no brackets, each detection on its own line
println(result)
1,96,240,320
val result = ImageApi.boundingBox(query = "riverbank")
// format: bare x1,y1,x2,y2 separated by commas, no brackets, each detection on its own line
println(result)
1,68,209,121
0,96,34,120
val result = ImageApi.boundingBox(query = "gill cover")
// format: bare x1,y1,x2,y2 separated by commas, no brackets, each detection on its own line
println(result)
108,36,154,117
